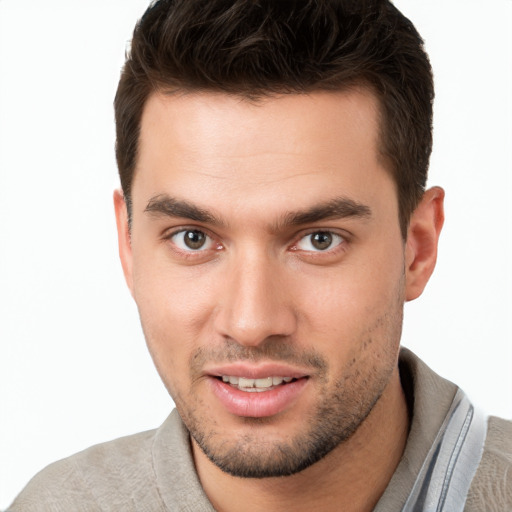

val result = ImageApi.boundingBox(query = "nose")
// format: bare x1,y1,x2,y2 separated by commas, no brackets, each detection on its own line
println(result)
214,250,297,347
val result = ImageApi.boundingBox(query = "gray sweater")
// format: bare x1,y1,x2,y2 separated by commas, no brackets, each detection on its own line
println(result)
9,349,512,511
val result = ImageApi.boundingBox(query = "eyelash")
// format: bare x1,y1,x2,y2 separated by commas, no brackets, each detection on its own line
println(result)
162,227,349,260
162,227,223,260
291,231,345,252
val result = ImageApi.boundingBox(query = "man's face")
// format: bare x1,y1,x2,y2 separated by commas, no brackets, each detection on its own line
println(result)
119,89,408,477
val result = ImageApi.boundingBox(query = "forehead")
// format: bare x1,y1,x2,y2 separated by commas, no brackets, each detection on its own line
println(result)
138,88,381,160
133,89,395,220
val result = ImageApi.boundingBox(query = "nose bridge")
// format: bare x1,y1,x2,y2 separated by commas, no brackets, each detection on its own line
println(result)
215,245,296,346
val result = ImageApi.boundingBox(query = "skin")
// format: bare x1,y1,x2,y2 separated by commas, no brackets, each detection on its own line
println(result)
114,89,444,512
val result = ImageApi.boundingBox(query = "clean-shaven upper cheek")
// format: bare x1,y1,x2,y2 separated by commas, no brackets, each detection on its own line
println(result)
132,224,405,364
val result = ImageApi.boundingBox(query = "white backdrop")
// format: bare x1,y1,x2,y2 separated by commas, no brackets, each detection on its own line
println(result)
0,1,510,508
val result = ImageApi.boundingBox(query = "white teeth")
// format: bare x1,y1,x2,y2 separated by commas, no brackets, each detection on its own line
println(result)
221,376,295,390
238,377,254,388
255,377,273,388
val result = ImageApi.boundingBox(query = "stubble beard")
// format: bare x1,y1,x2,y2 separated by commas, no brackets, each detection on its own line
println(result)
175,307,403,479
152,270,407,479
187,368,390,478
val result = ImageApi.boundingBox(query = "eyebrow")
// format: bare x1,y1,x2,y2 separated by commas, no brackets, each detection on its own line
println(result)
145,195,223,225
144,194,372,228
282,197,372,227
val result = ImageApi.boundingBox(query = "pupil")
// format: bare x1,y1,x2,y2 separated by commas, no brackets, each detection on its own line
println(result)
184,230,206,249
312,232,332,250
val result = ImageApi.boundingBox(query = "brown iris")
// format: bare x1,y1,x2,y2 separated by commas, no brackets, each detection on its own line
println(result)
310,232,333,250
184,230,207,250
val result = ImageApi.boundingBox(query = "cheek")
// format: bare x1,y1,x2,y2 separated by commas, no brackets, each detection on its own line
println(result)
132,245,216,323
131,257,218,374
297,249,405,352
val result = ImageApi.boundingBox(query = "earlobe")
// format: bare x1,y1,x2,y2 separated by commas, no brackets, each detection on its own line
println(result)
405,186,445,301
113,189,134,296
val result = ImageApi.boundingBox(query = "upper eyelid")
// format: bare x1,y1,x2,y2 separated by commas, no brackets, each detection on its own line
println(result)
295,231,344,246
163,226,218,251
292,227,350,243
165,228,219,256
161,226,350,250
162,225,215,240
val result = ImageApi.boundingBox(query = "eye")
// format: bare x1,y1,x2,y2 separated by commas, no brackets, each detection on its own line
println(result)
295,231,345,252
170,229,214,251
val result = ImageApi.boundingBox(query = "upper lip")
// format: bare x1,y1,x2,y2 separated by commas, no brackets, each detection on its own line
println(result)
204,363,310,380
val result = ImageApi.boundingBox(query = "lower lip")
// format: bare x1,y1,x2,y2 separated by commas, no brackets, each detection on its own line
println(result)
209,377,309,418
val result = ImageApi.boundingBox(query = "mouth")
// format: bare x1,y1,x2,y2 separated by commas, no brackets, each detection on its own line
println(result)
207,368,310,418
217,375,297,392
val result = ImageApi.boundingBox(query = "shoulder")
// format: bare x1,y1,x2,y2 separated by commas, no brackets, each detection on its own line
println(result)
465,416,512,511
9,428,163,512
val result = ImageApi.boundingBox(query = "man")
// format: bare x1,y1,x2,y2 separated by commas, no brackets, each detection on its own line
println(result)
9,0,512,510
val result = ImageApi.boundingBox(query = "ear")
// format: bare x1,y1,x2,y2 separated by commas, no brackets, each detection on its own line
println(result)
113,189,134,296
405,186,445,301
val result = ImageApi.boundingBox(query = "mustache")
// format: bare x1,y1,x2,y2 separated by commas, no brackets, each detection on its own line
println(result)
190,337,328,372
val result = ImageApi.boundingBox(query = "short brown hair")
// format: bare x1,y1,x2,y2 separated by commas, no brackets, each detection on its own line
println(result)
115,0,434,237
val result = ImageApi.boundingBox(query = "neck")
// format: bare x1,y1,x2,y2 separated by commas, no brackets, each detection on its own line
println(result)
193,367,409,512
